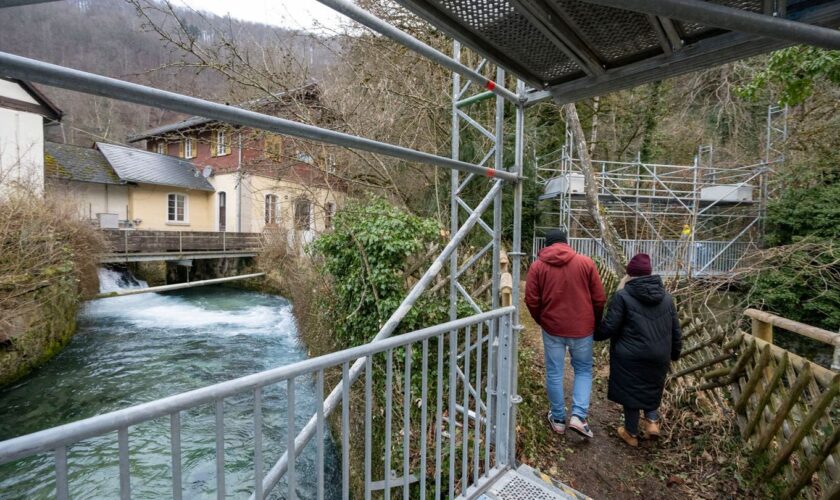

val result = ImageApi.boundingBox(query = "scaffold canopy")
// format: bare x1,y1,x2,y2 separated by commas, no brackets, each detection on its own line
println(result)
395,0,840,104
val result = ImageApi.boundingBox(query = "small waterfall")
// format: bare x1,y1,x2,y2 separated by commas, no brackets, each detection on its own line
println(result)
97,267,148,294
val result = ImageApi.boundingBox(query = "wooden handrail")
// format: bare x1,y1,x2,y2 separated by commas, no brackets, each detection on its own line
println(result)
744,308,840,347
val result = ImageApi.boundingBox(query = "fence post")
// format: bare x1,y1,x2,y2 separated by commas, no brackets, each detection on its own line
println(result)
752,316,773,343
833,341,840,372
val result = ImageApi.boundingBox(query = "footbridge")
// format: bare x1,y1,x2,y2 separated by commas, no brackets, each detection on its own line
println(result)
99,229,261,263
2,0,840,498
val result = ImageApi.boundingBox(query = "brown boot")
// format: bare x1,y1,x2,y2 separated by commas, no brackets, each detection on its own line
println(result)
642,418,660,439
617,426,638,447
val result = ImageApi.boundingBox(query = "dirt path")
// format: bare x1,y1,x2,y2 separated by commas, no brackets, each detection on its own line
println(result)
515,286,689,499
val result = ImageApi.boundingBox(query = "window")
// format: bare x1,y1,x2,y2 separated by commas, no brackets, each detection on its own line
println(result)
265,135,283,160
294,198,311,230
325,202,336,230
156,141,166,155
167,193,187,223
326,154,337,174
213,129,230,157
265,194,279,225
184,136,196,159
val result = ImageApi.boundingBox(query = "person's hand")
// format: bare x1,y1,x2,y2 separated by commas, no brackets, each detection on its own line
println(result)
617,274,630,290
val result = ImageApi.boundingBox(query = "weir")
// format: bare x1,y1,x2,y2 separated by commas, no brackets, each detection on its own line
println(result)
93,272,266,299
1,1,840,499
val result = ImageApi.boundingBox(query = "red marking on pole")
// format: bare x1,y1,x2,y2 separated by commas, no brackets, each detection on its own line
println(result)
486,80,496,91
486,168,496,177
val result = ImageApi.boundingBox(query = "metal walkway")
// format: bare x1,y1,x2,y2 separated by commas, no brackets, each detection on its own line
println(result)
481,465,590,500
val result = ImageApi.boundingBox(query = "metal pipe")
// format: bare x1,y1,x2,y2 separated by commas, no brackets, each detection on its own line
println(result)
255,181,505,497
0,52,518,183
93,272,266,298
313,0,519,104
0,0,59,7
579,0,840,50
0,307,512,465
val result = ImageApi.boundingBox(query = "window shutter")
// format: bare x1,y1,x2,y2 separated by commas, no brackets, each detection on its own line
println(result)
210,133,217,157
178,140,185,158
224,132,232,156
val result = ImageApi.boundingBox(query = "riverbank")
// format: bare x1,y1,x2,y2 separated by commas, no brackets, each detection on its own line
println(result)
0,196,104,388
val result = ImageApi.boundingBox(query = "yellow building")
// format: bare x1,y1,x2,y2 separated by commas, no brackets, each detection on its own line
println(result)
46,142,215,231
45,142,344,240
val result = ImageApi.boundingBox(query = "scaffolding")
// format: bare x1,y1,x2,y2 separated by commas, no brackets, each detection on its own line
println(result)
532,106,787,277
0,0,835,499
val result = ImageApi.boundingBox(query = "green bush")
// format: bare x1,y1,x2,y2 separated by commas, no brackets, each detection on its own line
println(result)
765,183,840,246
311,198,448,345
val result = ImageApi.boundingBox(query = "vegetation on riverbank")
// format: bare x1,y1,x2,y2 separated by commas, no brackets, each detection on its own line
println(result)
0,195,105,387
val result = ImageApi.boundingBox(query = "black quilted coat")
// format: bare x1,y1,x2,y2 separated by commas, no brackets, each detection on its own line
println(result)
595,275,682,409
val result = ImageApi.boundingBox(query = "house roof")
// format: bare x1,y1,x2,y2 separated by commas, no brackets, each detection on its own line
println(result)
44,141,123,185
126,83,320,143
1,78,63,121
96,142,215,192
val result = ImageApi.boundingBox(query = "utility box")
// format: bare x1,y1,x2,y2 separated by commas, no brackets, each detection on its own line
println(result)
544,173,585,198
700,184,754,202
97,213,119,229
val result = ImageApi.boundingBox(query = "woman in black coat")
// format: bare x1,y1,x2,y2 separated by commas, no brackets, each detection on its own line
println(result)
596,253,682,446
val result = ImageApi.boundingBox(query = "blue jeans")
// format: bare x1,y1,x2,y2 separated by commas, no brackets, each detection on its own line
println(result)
542,332,593,421
624,408,659,436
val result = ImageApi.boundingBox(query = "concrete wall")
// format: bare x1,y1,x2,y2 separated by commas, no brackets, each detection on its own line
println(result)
128,183,215,231
47,179,129,221
0,80,45,197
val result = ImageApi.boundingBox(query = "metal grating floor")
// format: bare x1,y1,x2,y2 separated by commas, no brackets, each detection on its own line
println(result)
479,464,591,500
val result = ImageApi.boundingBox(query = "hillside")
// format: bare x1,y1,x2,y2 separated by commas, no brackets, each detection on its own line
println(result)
0,0,335,146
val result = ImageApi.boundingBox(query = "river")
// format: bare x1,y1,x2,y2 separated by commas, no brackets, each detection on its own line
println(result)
0,269,339,499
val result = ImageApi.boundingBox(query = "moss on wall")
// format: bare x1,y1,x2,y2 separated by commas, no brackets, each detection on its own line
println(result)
0,274,80,387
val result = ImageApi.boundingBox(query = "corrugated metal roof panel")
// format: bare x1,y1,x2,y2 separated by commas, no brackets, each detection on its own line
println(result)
96,142,215,192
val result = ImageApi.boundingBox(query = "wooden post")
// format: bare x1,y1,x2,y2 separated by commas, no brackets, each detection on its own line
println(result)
752,316,773,343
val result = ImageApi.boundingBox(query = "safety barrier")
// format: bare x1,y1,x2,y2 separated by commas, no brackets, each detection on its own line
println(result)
0,307,515,499
532,237,751,276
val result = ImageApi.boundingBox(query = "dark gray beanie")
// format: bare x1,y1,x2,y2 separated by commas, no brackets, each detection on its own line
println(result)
545,229,568,246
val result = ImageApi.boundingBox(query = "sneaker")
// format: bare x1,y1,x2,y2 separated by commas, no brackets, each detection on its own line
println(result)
568,415,593,438
617,426,639,447
547,412,565,434
642,418,660,439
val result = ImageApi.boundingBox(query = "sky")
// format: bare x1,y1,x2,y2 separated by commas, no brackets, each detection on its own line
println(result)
173,0,347,33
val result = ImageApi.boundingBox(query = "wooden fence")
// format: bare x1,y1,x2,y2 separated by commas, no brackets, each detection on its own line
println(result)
102,229,263,254
670,306,840,499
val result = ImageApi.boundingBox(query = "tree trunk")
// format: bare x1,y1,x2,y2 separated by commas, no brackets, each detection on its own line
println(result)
564,102,627,276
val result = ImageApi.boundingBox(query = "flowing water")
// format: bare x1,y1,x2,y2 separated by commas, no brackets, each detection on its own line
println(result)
0,268,339,499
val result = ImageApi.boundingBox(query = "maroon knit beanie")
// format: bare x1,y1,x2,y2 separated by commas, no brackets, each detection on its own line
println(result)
626,253,652,277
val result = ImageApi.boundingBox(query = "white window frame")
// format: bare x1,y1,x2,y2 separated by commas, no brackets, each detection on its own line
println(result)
166,193,189,224
184,136,196,159
216,130,228,156
265,193,280,225
156,141,166,155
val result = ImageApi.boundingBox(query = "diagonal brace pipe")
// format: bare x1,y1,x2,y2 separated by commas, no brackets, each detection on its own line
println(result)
254,180,503,498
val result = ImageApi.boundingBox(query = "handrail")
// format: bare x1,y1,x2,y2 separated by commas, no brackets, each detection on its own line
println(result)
744,308,840,370
0,307,514,465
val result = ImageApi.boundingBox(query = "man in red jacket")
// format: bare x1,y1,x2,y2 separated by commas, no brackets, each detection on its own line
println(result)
526,229,606,438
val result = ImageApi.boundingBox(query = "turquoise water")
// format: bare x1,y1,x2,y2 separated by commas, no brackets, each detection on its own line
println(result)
0,272,339,499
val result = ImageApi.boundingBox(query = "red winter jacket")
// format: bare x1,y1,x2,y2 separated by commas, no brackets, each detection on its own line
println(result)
525,243,606,338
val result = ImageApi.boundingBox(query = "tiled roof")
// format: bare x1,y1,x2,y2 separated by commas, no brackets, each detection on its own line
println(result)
44,141,123,185
126,83,319,143
96,142,215,192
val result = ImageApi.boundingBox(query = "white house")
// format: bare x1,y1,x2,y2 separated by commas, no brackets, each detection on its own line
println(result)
0,78,62,197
